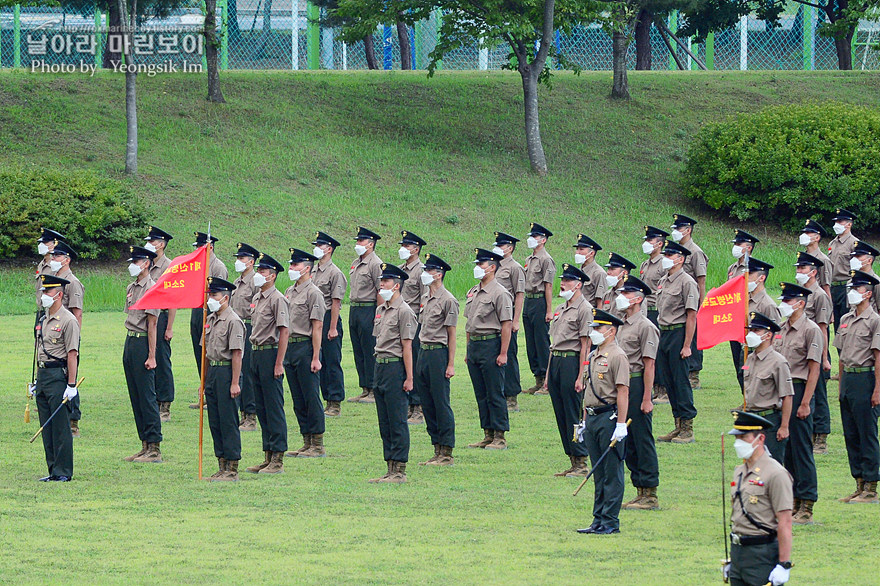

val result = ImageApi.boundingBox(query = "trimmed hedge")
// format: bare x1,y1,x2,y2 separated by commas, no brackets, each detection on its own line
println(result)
683,102,880,232
0,167,148,259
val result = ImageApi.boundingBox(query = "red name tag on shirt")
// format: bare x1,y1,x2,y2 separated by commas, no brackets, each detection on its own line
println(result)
775,335,782,339
841,324,848,328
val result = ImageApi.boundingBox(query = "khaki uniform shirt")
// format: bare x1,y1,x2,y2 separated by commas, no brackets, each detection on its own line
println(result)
618,311,660,373
774,313,823,380
599,285,628,320
639,255,664,308
34,258,53,297
681,238,709,281
464,279,514,336
581,259,608,303
204,305,246,362
349,252,383,303
743,346,794,410
805,281,832,326
549,294,592,352
834,306,880,368
38,306,80,362
231,271,258,321
284,280,325,337
584,342,629,407
496,255,526,299
730,451,793,536
727,258,747,280
806,247,832,289
399,258,425,316
828,232,857,283
418,285,459,345
373,295,418,358
524,247,555,294
750,289,782,322
250,287,289,345
657,269,699,326
55,266,84,312
864,268,880,316
313,260,347,311
124,276,160,333
209,253,228,280
150,254,171,283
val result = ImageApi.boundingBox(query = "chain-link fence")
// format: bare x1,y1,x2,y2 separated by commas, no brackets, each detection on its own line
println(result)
2,2,878,71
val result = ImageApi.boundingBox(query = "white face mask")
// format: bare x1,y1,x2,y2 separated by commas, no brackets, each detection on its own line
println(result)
731,245,744,259
574,253,587,265
670,229,683,242
734,437,758,460
398,246,411,261
473,266,486,280
799,233,812,246
206,298,222,313
526,236,539,249
745,331,764,348
559,289,574,301
49,260,63,272
589,330,607,346
252,273,267,288
420,272,434,286
354,244,367,256
37,242,50,255
40,293,56,308
128,262,142,277
794,272,810,285
642,241,654,255
615,294,631,311
748,281,758,293
661,257,675,271
234,259,247,273
605,274,619,288
850,257,863,271
144,242,157,253
492,246,505,257
833,222,846,235
848,289,864,306
777,301,795,318
378,288,394,302
312,246,326,260
288,269,302,281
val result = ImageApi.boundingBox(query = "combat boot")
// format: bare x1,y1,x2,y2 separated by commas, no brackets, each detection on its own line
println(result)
158,401,171,422
565,456,590,477
246,451,271,473
70,419,80,437
369,461,392,483
507,396,520,412
216,459,239,482
407,404,424,425
534,378,549,395
378,461,406,483
207,458,226,480
124,441,148,462
688,372,701,390
133,442,162,463
324,401,341,417
672,419,695,444
420,445,441,465
631,487,659,510
813,433,828,454
839,478,864,502
622,487,645,509
239,413,257,431
657,418,681,442
286,434,311,457
652,385,669,404
429,445,454,466
554,456,577,477
259,451,284,474
486,430,507,450
793,500,814,524
300,434,326,457
348,388,369,403
524,375,544,395
850,481,879,504
468,429,493,449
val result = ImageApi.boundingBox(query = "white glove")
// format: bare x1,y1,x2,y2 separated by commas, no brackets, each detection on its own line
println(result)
611,422,628,442
721,561,730,581
63,385,78,401
28,383,37,398
574,421,587,443
768,564,790,585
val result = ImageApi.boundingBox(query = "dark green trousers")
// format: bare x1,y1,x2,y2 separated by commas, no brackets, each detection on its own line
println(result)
237,321,256,414
251,347,287,452
416,346,455,447
730,541,778,586
547,355,587,457
840,370,880,482
625,375,659,487
523,296,550,378
831,283,847,333
284,340,325,435
813,369,831,435
375,361,409,462
205,364,241,460
784,381,817,500
319,312,345,402
687,325,702,373
754,410,786,465
646,308,658,328
36,367,73,478
504,329,521,397
123,335,162,443
155,310,175,403
348,304,377,389
190,307,203,375
731,341,745,392
657,326,696,420
466,337,509,432
408,325,421,406
584,411,625,530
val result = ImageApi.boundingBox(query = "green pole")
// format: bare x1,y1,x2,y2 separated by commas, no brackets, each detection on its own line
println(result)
414,20,422,70
435,9,443,70
802,5,813,70
307,2,319,69
706,32,714,70
14,4,21,68
851,24,858,66
94,8,104,67
668,11,678,71
219,0,228,70
200,0,208,70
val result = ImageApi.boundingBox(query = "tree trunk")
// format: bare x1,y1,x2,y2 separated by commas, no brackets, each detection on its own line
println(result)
611,29,630,100
635,9,652,70
204,0,226,103
833,32,854,70
520,69,548,176
364,34,378,70
124,69,138,175
396,21,412,70
227,0,240,44
103,2,122,69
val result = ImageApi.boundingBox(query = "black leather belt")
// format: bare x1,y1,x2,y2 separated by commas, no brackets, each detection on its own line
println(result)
584,404,617,416
730,533,776,546
38,360,67,369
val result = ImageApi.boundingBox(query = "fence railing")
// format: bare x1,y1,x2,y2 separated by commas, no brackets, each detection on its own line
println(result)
1,2,878,71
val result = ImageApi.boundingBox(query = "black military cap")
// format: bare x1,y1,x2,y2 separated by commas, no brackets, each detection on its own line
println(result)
37,227,65,243
312,231,340,249
207,277,237,293
234,242,260,259
528,222,553,238
851,240,880,258
591,308,624,328
399,230,427,247
558,263,589,282
661,241,691,257
128,245,157,261
671,213,697,228
573,233,602,251
424,253,452,273
380,263,409,281
848,270,880,288
52,240,78,262
193,232,219,246
605,252,636,271
728,409,774,435
732,229,760,245
644,225,669,240
144,226,173,242
289,248,319,264
474,248,503,263
794,251,824,268
748,311,781,333
620,275,652,297
747,257,774,273
354,226,381,241
494,231,520,246
779,282,812,300
256,253,284,273
832,208,856,222
40,274,70,290
802,219,829,237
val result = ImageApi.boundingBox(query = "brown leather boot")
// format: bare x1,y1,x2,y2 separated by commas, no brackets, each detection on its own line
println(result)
300,434,326,457
407,404,425,425
486,430,507,450
850,481,879,503
70,419,81,437
324,401,341,417
158,401,171,423
259,451,284,474
652,385,669,404
468,429,493,449
420,445,441,465
369,461,392,483
657,418,681,442
246,451,272,474
671,419,695,444
813,433,828,454
534,376,549,395
239,413,257,431
286,434,311,457
555,456,577,477
524,376,543,395
429,445,454,466
216,459,239,482
207,458,226,480
839,478,864,502
378,461,407,483
507,396,520,412
361,389,376,404
124,441,148,462
630,487,660,510
622,487,645,509
793,500,814,524
792,498,802,517
133,442,162,463
348,388,371,403
565,456,590,477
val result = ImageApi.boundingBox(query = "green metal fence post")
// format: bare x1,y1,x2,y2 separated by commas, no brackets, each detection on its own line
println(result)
307,2,319,69
706,32,714,70
94,8,104,67
802,6,813,70
14,4,21,68
199,0,208,70
219,0,228,70
851,24,858,66
668,11,678,70
414,20,422,69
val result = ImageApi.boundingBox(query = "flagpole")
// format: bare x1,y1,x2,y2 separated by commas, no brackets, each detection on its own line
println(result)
742,249,749,411
197,224,211,480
